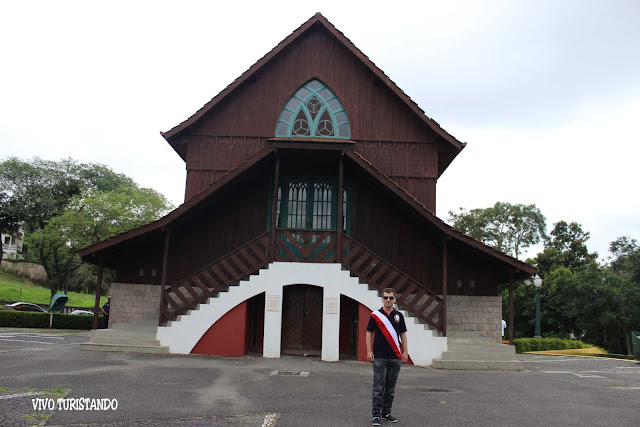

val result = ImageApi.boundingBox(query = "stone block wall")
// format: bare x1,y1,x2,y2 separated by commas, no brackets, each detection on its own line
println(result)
1,260,47,282
446,295,503,342
109,283,161,326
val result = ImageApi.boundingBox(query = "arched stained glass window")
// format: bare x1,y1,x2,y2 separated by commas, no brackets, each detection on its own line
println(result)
275,79,351,139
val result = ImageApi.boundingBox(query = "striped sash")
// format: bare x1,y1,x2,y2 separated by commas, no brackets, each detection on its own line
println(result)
371,310,402,358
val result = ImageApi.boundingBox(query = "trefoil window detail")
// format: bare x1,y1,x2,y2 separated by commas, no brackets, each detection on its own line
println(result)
275,79,351,139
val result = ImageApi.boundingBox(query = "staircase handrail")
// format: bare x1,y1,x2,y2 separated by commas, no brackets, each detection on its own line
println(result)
164,230,271,293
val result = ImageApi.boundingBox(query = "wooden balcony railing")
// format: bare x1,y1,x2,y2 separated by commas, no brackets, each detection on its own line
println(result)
161,229,444,333
274,230,337,263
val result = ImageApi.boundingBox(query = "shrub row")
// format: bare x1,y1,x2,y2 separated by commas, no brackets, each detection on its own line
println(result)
0,310,103,329
514,337,591,353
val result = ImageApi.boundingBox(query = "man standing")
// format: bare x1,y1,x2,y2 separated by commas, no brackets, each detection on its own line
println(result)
366,288,408,425
101,296,111,329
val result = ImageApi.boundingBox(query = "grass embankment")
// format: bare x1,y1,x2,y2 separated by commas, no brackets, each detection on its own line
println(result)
0,270,106,308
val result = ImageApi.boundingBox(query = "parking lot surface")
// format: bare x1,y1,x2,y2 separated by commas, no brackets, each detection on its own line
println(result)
0,328,639,426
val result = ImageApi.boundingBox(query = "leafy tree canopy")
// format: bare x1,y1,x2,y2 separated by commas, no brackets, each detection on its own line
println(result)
448,202,546,259
534,221,598,277
1,157,173,297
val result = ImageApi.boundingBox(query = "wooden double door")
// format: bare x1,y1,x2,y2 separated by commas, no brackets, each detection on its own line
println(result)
281,284,323,354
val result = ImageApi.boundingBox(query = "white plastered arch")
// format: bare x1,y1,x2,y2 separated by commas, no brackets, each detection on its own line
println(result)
156,262,446,365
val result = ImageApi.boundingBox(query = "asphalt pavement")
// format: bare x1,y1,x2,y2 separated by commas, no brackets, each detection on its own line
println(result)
0,328,639,426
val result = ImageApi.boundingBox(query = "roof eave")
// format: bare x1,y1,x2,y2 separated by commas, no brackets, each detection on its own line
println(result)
344,150,534,276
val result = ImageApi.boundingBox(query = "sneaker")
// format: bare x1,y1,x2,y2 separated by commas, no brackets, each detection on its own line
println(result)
372,416,382,426
383,414,398,423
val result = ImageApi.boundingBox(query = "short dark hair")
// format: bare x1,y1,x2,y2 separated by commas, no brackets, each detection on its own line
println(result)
382,288,396,297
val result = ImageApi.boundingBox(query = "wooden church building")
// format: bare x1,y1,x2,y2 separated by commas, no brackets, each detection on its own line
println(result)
80,13,534,367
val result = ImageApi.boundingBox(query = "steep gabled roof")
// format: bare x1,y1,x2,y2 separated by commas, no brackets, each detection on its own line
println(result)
161,13,466,164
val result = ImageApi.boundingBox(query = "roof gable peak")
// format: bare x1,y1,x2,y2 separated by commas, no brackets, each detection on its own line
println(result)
162,12,465,160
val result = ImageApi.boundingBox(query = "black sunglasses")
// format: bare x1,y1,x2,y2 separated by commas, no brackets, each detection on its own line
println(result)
382,296,395,300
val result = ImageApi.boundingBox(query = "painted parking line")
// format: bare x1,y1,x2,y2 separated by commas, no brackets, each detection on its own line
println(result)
572,374,605,378
541,371,606,379
0,392,44,400
15,333,64,339
0,338,55,345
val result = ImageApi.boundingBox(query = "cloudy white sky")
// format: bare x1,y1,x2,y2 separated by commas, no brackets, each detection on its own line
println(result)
1,1,638,261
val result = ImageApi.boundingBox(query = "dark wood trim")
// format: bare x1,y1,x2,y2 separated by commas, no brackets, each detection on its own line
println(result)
509,272,514,345
158,230,171,325
266,140,354,151
337,154,344,263
78,148,275,260
345,150,536,277
442,237,448,337
269,152,280,262
92,256,104,330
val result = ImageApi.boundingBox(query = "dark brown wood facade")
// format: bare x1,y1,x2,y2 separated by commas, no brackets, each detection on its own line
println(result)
103,149,521,298
175,23,444,210
79,13,535,333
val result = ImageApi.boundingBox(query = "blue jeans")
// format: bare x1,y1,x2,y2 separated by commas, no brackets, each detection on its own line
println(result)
372,358,402,417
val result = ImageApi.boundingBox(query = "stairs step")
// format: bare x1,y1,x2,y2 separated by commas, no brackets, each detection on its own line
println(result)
111,321,158,332
90,336,161,346
91,330,158,340
447,336,497,345
440,351,515,361
80,342,169,354
447,329,487,337
447,343,515,353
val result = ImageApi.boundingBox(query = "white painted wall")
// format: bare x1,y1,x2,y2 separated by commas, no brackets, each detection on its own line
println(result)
156,262,447,366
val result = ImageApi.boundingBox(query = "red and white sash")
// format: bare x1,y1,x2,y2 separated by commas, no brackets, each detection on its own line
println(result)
371,310,402,358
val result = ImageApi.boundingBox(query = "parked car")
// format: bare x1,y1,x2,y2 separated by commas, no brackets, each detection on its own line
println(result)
70,309,93,315
5,302,47,313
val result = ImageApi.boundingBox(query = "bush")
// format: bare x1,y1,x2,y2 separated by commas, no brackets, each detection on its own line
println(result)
514,337,591,353
0,310,103,329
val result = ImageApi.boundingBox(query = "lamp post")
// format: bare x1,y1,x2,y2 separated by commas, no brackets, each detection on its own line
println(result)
533,274,542,338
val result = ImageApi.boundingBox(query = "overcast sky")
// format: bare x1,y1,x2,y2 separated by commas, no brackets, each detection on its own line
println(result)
1,1,638,261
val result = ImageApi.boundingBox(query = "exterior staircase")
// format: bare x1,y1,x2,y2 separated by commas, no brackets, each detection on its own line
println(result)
431,327,523,370
157,262,447,365
80,319,168,354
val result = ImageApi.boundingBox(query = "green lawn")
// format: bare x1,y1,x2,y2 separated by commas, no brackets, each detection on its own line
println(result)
0,270,106,308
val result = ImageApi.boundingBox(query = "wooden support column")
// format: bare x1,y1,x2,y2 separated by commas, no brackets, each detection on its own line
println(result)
158,229,171,326
442,237,448,337
92,256,104,330
509,272,514,345
269,151,280,262
337,154,344,263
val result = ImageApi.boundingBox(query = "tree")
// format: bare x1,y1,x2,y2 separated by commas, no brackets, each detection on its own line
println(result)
0,158,137,232
535,221,598,277
602,237,640,354
0,192,22,267
448,202,546,259
1,157,173,297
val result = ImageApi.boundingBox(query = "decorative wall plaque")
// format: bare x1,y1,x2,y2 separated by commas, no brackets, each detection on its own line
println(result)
325,297,338,314
267,295,280,312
